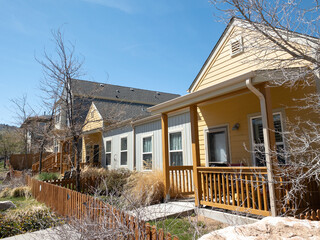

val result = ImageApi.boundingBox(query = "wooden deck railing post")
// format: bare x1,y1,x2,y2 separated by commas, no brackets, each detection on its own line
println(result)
190,105,201,206
161,113,170,200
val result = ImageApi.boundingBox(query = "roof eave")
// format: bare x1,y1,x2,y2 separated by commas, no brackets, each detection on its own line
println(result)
148,71,262,114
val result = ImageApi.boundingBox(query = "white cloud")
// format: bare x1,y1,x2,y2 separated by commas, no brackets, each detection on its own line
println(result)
81,0,136,13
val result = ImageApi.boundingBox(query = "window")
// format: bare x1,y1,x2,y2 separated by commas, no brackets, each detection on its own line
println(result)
142,136,152,170
105,140,112,166
120,137,128,166
55,107,60,123
206,126,229,166
85,145,91,163
230,36,243,56
169,132,183,166
251,113,285,166
54,140,59,153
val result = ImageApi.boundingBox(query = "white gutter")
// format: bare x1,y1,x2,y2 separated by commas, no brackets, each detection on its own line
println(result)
245,78,277,217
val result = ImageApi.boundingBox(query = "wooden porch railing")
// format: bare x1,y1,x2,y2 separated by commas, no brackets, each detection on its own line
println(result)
169,166,194,197
198,167,271,216
32,153,61,173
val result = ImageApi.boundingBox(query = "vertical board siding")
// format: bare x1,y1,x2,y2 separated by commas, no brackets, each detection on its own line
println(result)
103,125,134,170
135,112,192,172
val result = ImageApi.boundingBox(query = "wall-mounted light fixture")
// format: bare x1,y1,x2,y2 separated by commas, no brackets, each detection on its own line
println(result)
232,123,240,130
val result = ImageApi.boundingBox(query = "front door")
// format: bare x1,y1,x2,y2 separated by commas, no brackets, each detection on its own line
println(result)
206,126,229,166
93,145,99,164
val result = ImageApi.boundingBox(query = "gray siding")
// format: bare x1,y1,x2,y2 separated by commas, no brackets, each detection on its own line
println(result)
103,125,134,170
135,111,192,171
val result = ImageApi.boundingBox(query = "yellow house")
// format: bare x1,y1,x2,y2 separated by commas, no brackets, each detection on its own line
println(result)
149,17,320,217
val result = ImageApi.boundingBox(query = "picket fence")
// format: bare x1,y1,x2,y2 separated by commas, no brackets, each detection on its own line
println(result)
26,176,178,239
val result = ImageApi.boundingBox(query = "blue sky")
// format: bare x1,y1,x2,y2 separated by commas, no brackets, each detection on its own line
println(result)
0,0,225,126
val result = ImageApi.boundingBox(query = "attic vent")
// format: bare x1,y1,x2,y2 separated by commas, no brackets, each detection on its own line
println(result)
100,84,104,87
130,88,134,91
116,90,120,93
230,36,243,56
156,92,160,95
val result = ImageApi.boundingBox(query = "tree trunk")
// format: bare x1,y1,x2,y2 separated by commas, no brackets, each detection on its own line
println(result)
39,144,44,174
73,137,81,192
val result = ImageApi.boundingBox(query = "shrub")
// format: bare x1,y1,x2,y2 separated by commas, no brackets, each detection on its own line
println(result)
99,169,132,196
123,170,164,207
35,172,60,181
10,186,31,198
0,206,63,238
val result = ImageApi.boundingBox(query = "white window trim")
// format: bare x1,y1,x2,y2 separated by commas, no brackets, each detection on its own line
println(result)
168,130,184,166
105,138,112,166
249,111,285,166
204,124,231,166
120,135,128,167
141,134,153,171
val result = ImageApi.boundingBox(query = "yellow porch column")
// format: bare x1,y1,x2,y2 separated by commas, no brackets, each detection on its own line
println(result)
161,113,170,200
190,105,201,206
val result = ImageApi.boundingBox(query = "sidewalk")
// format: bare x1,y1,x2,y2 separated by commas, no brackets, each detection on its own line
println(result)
3,225,80,240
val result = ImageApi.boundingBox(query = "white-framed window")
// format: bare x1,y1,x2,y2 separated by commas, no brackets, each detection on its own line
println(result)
105,140,112,166
206,126,230,166
120,137,128,166
85,145,91,163
142,136,153,170
250,112,285,166
55,107,60,123
54,139,59,153
169,131,183,166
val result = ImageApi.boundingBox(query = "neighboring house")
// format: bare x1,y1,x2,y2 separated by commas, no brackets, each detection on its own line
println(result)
65,79,180,168
21,115,53,154
95,110,192,171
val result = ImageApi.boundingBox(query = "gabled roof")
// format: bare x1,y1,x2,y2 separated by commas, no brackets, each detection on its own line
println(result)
71,79,180,105
187,17,239,92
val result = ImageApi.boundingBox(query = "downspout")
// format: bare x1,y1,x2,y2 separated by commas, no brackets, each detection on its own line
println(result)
246,78,277,217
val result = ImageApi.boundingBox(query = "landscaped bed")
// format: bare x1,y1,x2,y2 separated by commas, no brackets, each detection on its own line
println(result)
0,180,64,239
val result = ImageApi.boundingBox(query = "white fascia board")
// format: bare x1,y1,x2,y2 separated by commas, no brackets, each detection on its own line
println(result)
148,71,259,115
189,18,243,93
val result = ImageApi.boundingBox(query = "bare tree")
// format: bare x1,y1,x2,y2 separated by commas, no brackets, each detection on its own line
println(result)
211,0,320,214
37,29,85,191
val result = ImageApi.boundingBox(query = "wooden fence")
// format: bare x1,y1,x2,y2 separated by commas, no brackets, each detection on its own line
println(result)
45,177,102,194
198,167,271,217
169,166,194,197
26,176,178,239
10,153,51,170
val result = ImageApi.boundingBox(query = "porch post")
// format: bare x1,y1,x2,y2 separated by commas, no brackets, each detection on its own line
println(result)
161,113,170,200
190,105,201,207
260,84,278,215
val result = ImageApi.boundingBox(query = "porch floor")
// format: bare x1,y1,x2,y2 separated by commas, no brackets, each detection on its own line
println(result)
129,199,195,221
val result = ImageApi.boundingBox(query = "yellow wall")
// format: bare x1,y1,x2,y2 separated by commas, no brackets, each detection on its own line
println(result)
193,26,311,92
197,83,317,166
82,132,103,163
82,104,103,132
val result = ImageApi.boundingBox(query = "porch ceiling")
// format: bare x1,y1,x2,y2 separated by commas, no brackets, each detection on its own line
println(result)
148,71,266,114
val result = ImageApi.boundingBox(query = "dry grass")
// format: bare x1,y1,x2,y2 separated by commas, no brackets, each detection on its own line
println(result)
124,170,164,206
0,186,31,198
10,186,31,198
0,188,12,198
81,166,109,179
